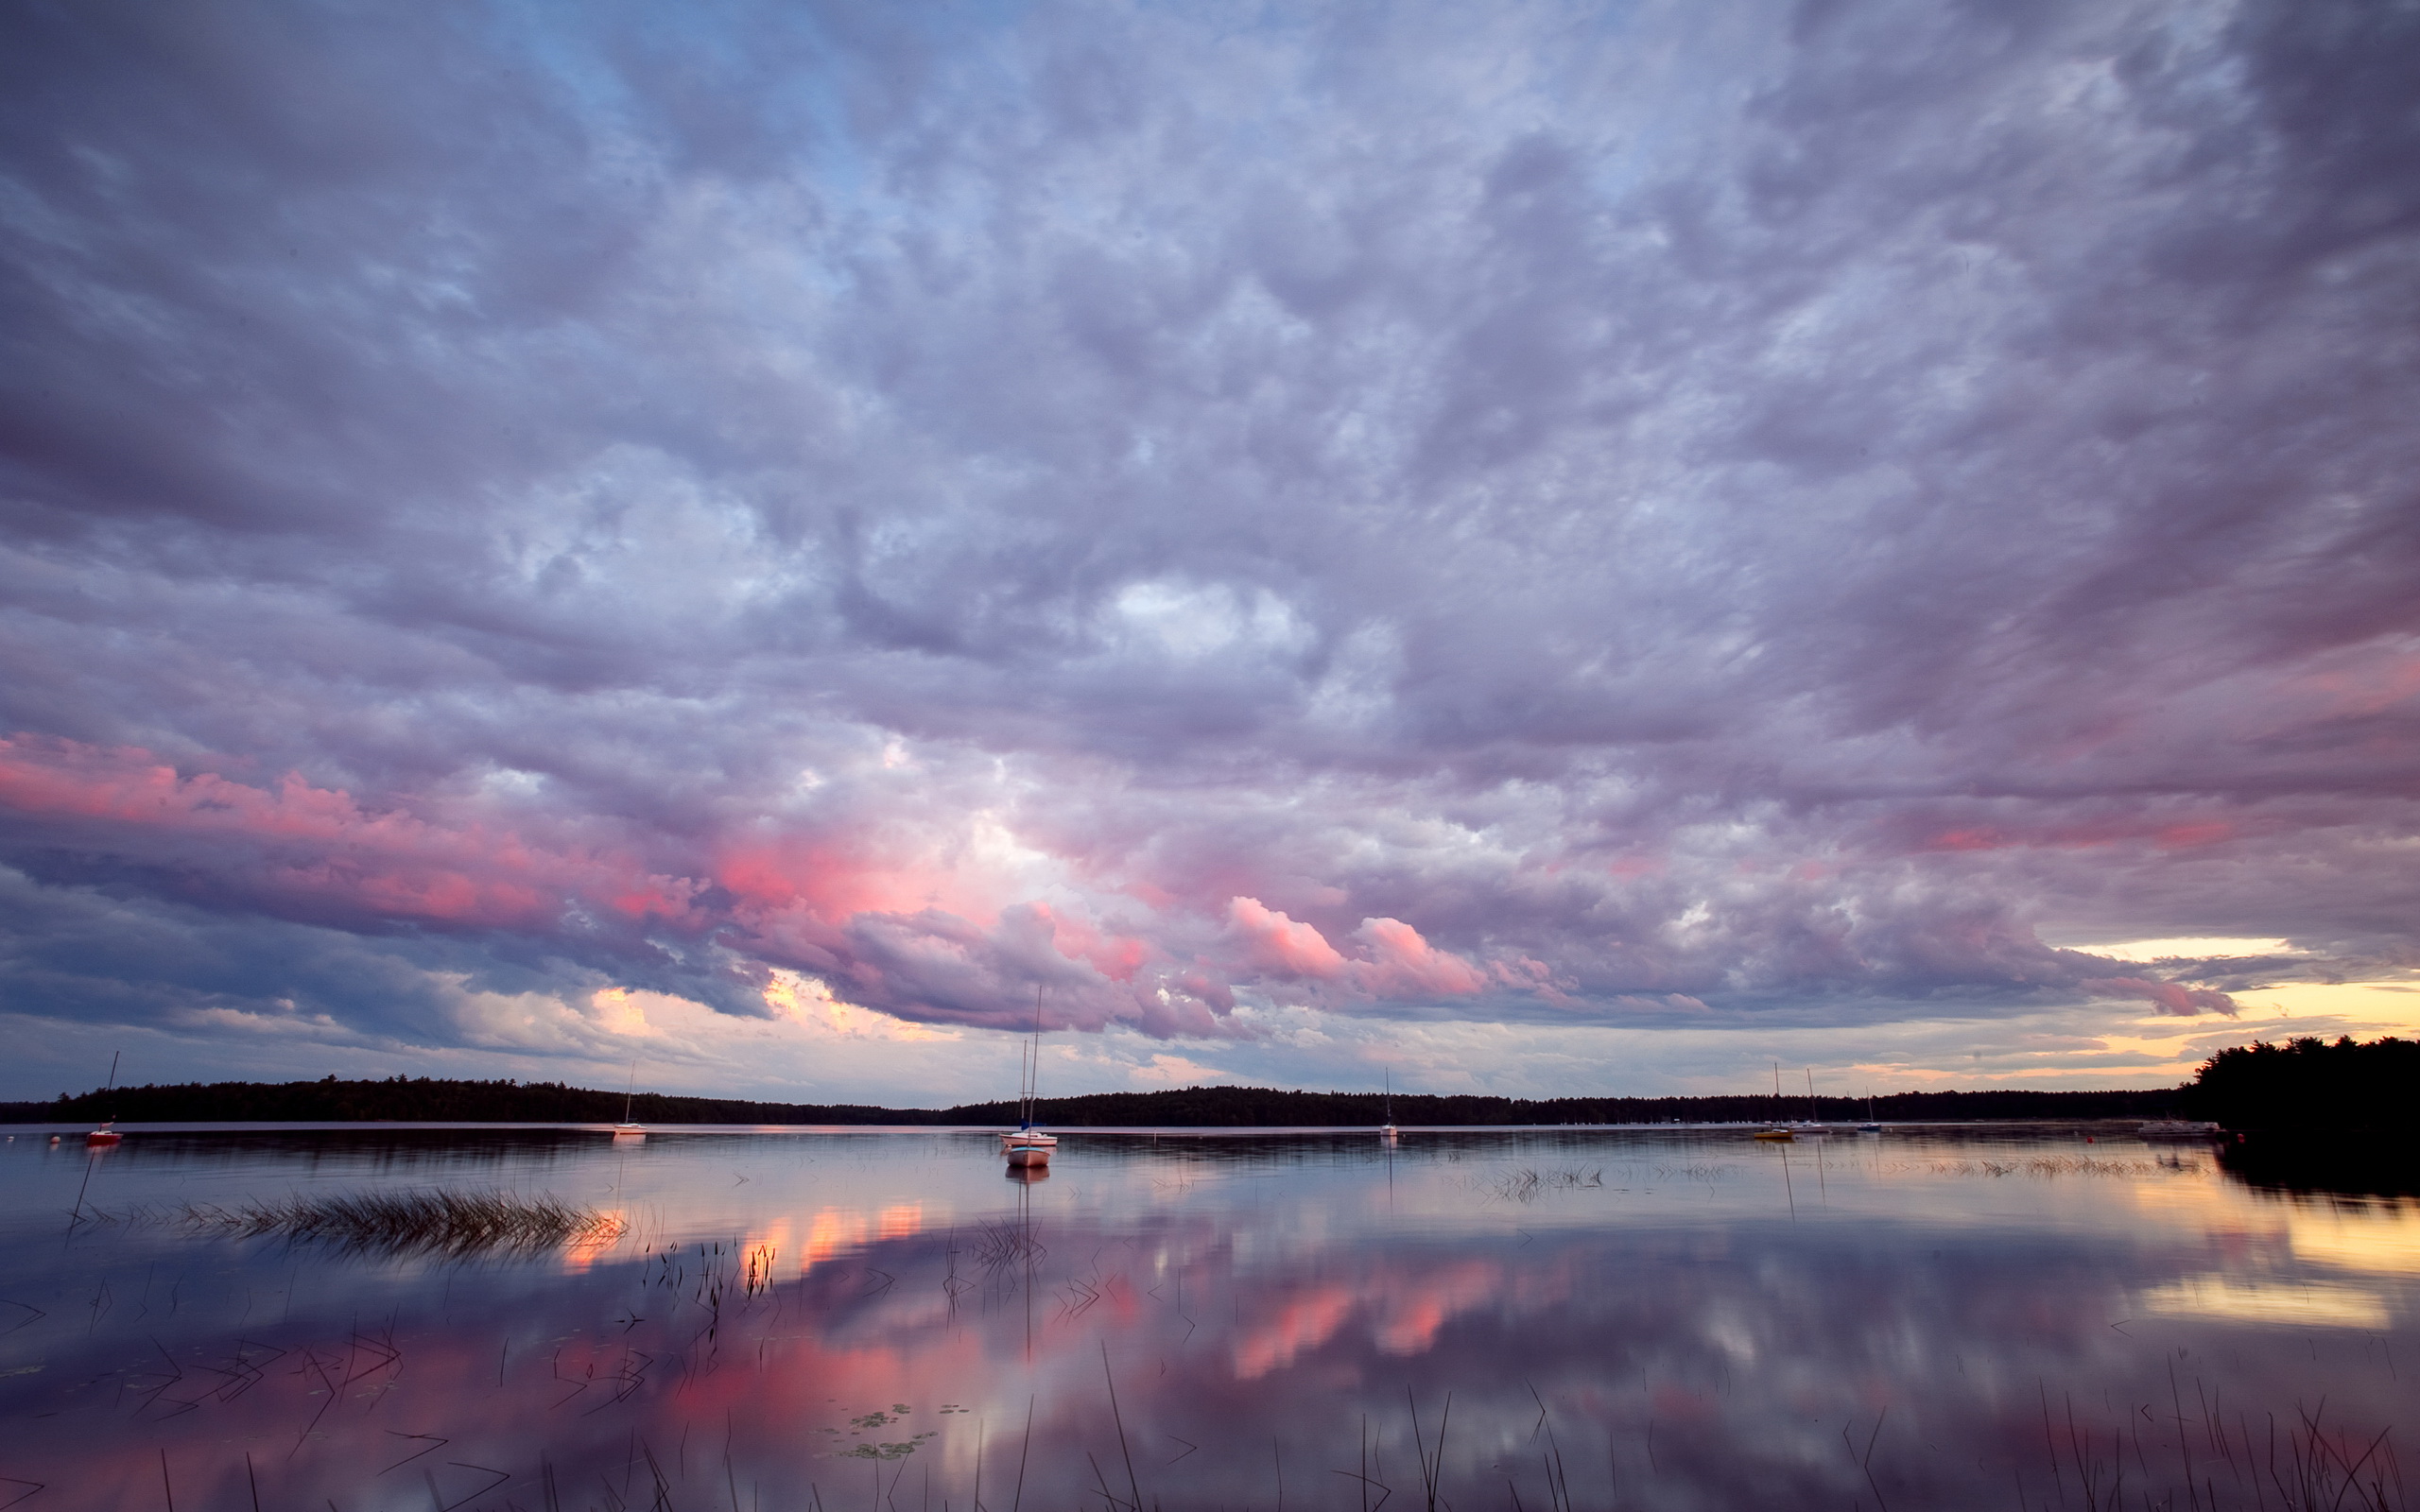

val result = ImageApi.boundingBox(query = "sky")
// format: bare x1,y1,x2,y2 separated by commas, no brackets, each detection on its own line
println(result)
1,0,2415,1108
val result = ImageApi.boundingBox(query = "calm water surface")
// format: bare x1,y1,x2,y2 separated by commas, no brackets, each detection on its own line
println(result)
1,1124,2412,1510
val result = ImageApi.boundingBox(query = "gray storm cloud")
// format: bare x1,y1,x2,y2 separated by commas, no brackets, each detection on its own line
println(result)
0,0,2413,1081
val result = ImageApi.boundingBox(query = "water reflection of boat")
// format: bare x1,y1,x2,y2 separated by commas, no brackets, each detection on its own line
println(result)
1001,988,1058,1168
1004,1162,1051,1183
2138,1120,2222,1141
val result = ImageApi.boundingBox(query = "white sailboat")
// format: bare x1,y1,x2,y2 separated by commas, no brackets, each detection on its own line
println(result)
85,1051,123,1147
1001,988,1058,1167
1380,1068,1398,1143
612,1061,645,1140
1793,1066,1829,1135
1754,1060,1795,1140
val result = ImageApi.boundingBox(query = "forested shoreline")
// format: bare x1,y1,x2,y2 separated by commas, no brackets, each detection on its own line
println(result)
2,1074,2184,1126
2184,1035,2417,1131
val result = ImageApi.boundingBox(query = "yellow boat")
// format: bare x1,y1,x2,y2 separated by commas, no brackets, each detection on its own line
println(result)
1753,1062,1795,1138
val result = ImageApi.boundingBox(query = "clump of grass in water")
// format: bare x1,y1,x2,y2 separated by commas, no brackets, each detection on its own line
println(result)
162,1189,626,1258
1488,1167,1606,1202
1651,1161,1738,1182
972,1218,1046,1273
1910,1157,2181,1178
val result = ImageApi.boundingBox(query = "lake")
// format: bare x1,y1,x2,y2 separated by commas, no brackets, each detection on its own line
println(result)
1,1123,2411,1511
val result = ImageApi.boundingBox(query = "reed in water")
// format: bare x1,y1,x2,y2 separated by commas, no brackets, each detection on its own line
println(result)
152,1189,625,1258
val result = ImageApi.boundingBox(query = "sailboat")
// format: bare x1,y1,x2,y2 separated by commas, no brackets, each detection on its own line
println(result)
1001,988,1058,1168
85,1051,124,1147
612,1061,645,1140
1380,1069,1399,1143
1794,1067,1829,1135
1754,1061,1795,1140
1858,1091,1882,1134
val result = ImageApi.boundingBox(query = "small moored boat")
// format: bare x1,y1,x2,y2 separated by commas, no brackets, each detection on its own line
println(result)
1002,1129,1057,1166
1792,1068,1828,1135
1001,988,1056,1168
85,1053,125,1145
1754,1061,1795,1139
612,1061,645,1140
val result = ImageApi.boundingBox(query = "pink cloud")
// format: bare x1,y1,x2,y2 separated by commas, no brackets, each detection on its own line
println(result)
1026,902,1154,983
716,838,961,924
0,734,1242,1035
0,736,1564,1033
1920,817,2244,854
1226,900,1495,1003
1349,917,1489,997
2083,976,2239,1017
1228,896,1347,978
0,735,700,930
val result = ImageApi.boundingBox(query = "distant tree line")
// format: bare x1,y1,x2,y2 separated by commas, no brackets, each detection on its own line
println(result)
12,1037,2404,1130
1,1074,2184,1126
0,1075,925,1125
935,1085,2185,1125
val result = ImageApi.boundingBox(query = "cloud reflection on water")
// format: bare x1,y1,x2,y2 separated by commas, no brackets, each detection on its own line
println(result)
0,1126,2412,1509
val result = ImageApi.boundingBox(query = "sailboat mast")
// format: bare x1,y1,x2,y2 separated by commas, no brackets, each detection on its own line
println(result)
1025,985,1045,1126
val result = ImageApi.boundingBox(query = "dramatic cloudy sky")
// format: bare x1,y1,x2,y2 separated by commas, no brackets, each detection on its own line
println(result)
2,0,2414,1106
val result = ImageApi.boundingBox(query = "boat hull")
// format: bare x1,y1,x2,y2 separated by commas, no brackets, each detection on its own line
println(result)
1004,1143,1054,1167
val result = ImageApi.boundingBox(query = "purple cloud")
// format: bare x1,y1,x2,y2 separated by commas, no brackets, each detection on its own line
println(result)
1,0,2414,1095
